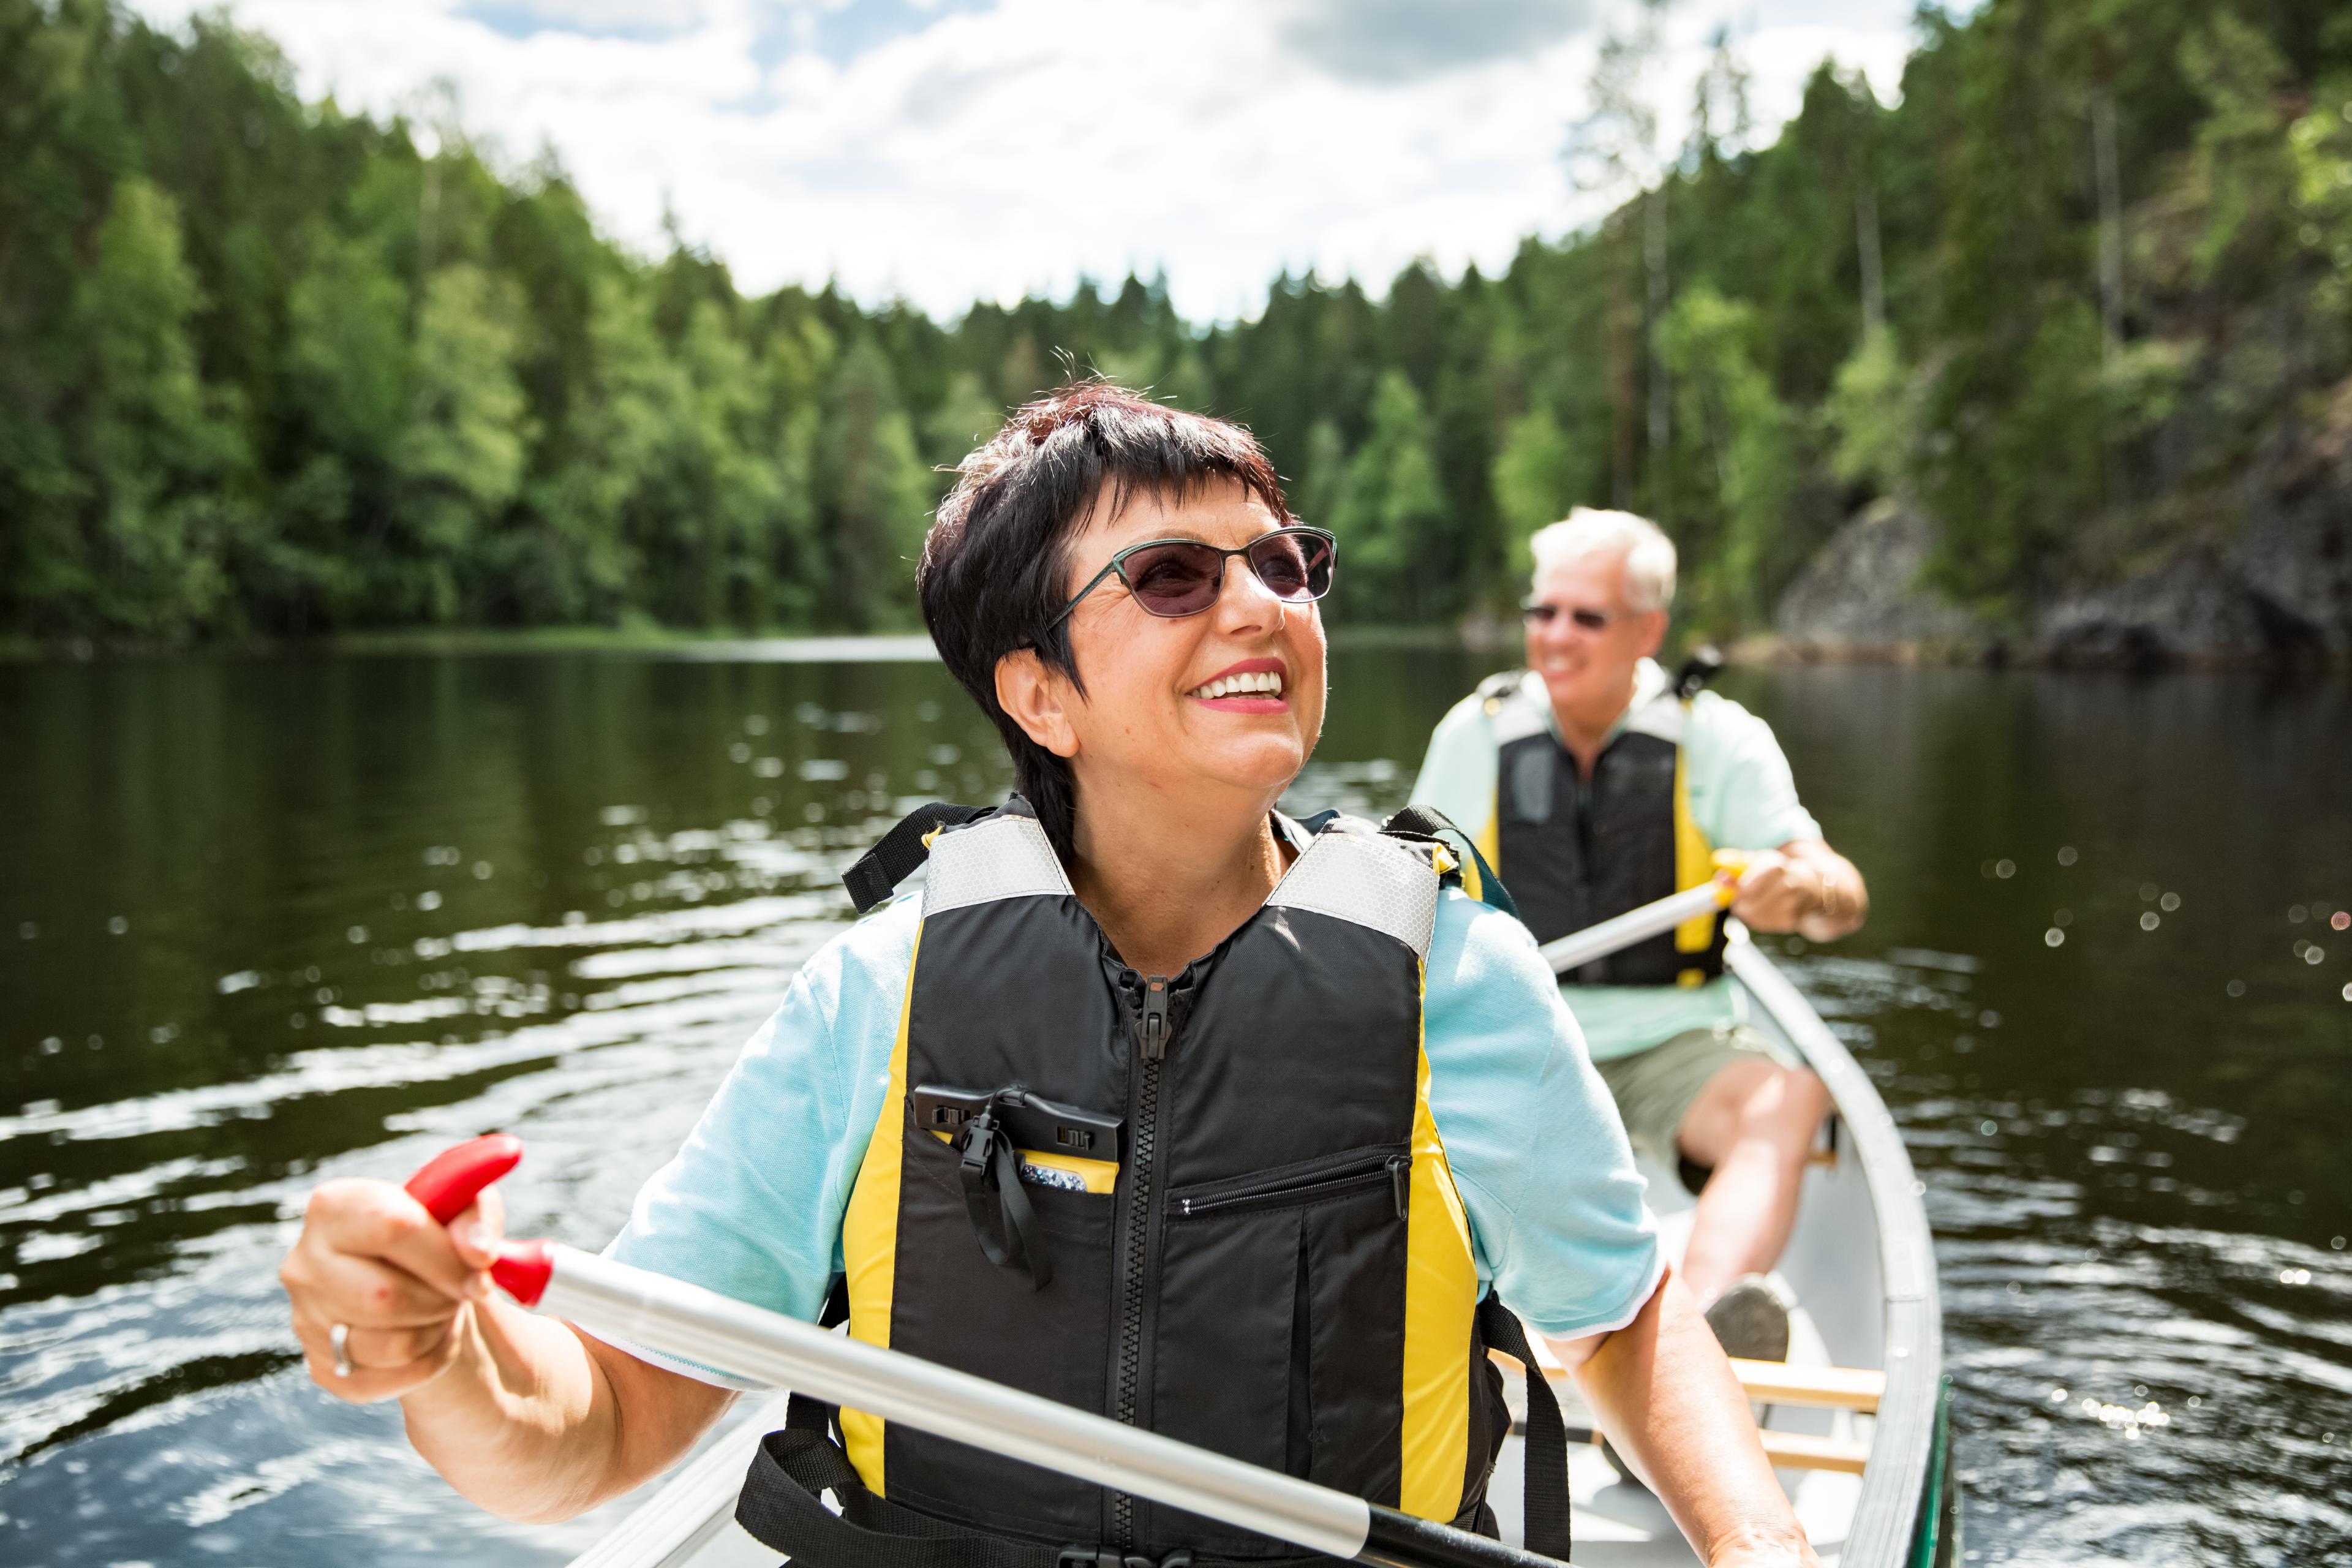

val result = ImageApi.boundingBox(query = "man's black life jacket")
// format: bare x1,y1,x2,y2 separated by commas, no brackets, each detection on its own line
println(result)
1478,669,1726,988
735,797,1572,1568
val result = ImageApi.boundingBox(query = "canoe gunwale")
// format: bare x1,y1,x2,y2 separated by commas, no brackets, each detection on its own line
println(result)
1723,925,1945,1568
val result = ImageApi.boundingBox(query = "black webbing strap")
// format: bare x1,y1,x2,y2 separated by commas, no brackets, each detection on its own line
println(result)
1477,1299,1570,1562
736,1425,1323,1568
843,802,992,913
957,1109,1052,1289
1380,805,1519,921
737,1425,1071,1568
776,1277,854,1438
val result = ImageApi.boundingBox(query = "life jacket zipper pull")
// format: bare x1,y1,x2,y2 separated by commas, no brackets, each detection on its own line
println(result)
1139,977,1171,1061
1388,1153,1412,1221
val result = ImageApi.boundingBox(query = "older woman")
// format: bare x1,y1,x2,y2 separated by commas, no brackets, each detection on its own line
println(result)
278,386,1817,1568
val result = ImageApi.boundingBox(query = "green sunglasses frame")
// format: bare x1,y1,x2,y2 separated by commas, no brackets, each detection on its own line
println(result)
1038,524,1339,635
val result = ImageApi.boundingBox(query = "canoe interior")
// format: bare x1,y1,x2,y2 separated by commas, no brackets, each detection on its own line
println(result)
567,938,1932,1568
1489,992,1887,1566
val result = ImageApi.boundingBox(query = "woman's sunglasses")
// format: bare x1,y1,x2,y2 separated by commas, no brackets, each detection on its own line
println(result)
1041,526,1338,632
1521,600,1624,632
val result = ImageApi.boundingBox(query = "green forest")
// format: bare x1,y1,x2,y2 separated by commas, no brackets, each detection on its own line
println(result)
5,0,2351,644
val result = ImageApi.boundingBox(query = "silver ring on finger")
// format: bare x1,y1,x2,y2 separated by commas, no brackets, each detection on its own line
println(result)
330,1321,354,1379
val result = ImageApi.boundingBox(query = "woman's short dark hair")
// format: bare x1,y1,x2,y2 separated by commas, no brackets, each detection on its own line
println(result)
918,382,1290,861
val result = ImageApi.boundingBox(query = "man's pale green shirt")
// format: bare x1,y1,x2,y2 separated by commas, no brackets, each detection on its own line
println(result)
1409,658,1821,1062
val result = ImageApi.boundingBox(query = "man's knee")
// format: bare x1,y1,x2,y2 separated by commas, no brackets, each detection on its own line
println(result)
1739,1065,1828,1149
1679,1055,1819,1164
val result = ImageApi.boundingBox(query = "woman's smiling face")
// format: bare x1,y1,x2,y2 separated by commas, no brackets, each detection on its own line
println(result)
998,479,1328,815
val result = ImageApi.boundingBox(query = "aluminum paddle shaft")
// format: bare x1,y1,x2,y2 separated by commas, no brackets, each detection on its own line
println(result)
408,1137,1571,1568
1537,879,1735,976
527,1244,1569,1568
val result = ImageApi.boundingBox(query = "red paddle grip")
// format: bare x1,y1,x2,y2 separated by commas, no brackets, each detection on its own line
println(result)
491,1240,555,1306
404,1133,523,1225
402,1135,554,1306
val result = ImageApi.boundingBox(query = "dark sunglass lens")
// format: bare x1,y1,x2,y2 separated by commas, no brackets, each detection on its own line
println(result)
1249,532,1331,600
1248,537,1310,597
1124,543,1224,616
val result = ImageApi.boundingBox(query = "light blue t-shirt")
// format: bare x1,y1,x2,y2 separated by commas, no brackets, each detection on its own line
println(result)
1411,658,1822,1062
605,884,1661,1387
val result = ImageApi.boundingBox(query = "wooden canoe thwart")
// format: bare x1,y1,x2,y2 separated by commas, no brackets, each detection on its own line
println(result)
1757,1430,1872,1476
1496,1349,1886,1414
1727,1358,1886,1413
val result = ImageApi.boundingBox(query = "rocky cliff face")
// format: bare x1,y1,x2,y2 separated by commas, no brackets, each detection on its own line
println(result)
1770,499,1991,658
1769,405,2352,668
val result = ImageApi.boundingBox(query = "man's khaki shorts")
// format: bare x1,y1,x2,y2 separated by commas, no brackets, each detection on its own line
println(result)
1592,1023,1789,1165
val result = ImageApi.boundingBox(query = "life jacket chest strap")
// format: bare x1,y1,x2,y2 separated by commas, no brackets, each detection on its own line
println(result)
1059,1548,1193,1568
736,1424,1327,1568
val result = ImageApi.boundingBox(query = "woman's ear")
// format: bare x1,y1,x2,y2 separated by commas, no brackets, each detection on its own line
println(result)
995,647,1080,760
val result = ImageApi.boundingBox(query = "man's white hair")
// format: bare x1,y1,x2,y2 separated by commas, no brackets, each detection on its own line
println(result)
1526,507,1677,612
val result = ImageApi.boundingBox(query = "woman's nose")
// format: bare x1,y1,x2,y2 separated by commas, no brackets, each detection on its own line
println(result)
1214,554,1286,628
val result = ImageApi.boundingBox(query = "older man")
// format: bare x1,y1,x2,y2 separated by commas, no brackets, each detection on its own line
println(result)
1412,508,1866,1362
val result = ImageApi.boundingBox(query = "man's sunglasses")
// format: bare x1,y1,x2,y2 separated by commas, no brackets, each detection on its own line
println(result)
1521,599,1625,632
1041,526,1338,632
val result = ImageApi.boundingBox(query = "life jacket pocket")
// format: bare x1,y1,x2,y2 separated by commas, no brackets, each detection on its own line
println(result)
1145,1142,1414,1554
884,1099,1116,1539
902,1098,1116,1237
1164,1142,1412,1223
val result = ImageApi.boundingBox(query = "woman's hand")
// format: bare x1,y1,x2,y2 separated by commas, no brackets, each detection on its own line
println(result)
280,1176,503,1403
1706,1528,1824,1568
278,1159,728,1522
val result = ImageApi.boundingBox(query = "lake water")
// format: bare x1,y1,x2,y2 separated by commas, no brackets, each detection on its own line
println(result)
2,648,2347,1566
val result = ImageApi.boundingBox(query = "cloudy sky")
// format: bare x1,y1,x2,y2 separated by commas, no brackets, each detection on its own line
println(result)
129,0,1929,321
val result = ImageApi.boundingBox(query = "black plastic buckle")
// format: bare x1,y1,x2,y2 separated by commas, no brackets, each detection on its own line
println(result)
958,1109,1003,1191
1057,1550,1192,1568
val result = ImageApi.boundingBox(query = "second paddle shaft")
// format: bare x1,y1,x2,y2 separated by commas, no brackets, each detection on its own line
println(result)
1538,880,1732,976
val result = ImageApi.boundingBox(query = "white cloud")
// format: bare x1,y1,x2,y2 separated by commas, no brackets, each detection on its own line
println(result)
129,0,1922,321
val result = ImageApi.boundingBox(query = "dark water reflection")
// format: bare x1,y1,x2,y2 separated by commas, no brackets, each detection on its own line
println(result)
1,650,2346,1564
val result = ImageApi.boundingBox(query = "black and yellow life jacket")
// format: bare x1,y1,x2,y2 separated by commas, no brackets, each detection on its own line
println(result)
1477,669,1725,989
735,797,1570,1568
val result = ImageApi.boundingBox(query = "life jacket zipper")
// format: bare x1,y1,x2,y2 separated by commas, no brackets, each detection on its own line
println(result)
1139,978,1170,1061
1110,972,1173,1549
1166,1144,1414,1221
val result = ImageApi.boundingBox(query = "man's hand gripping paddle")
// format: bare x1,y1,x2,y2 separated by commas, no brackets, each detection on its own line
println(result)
1537,851,1754,976
398,1136,1571,1568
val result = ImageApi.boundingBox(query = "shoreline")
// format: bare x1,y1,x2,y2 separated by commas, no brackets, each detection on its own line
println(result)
5,622,2345,671
1724,634,2352,674
0,622,1476,663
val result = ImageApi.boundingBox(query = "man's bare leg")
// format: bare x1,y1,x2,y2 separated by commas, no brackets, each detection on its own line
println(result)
1674,1057,1830,1306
